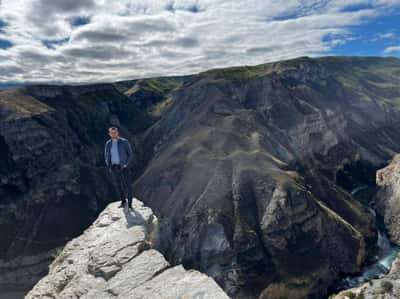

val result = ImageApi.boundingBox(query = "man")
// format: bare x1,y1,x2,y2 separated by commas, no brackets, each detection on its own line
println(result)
104,126,134,209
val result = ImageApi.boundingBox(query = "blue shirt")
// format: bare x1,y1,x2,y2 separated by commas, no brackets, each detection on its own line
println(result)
110,139,120,164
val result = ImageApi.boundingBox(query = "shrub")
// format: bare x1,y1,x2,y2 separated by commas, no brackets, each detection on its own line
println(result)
342,291,356,299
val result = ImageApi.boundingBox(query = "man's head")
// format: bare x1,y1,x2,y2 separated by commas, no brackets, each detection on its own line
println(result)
108,126,119,139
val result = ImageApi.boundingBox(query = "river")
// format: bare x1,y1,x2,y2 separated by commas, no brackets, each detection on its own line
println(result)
332,185,400,291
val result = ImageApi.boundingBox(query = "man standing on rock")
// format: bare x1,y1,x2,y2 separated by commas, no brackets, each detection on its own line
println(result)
104,126,134,209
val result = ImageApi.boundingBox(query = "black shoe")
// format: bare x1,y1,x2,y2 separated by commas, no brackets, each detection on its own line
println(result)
118,202,125,208
127,199,133,210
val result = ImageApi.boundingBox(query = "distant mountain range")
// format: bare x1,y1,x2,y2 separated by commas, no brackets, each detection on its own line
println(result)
0,83,27,90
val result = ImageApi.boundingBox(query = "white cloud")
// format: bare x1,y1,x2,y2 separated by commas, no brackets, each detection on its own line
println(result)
0,0,399,84
371,31,396,41
384,45,400,53
378,32,395,38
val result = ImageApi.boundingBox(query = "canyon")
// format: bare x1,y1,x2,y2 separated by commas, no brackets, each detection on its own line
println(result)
1,56,400,298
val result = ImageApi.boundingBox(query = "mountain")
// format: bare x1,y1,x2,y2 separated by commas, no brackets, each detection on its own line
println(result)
133,56,400,298
25,197,229,299
0,83,28,90
1,56,400,298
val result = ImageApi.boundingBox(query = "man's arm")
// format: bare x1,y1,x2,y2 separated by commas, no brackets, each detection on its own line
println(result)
104,141,110,168
124,140,133,167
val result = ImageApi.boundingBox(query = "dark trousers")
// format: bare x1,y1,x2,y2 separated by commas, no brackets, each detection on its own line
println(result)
109,164,133,206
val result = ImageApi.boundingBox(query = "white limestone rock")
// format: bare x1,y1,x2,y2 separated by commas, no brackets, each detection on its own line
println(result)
25,198,230,299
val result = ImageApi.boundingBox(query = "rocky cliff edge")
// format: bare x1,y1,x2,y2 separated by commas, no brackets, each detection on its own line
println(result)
25,198,230,299
376,154,400,245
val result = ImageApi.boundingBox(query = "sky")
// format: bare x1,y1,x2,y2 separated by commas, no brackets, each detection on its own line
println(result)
0,0,399,84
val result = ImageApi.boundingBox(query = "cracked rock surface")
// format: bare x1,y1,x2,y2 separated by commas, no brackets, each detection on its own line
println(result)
25,198,230,299
376,154,400,245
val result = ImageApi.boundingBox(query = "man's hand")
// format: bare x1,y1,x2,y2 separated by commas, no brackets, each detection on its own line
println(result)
122,164,127,168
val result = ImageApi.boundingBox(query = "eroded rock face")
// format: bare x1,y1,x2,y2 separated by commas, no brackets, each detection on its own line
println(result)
25,198,230,299
134,57,400,298
376,154,400,245
0,85,147,258
329,155,400,299
0,248,59,296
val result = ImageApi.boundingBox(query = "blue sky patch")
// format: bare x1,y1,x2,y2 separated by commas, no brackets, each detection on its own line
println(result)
70,16,91,27
327,11,400,57
0,39,12,49
165,3,204,13
339,3,374,12
42,37,69,49
0,19,7,33
188,5,202,13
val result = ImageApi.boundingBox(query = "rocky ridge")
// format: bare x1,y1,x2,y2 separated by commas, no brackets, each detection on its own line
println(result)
25,197,229,299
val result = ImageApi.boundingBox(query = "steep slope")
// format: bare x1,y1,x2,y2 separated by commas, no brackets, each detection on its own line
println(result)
376,154,400,245
133,56,400,298
331,155,400,299
26,197,229,299
113,76,190,121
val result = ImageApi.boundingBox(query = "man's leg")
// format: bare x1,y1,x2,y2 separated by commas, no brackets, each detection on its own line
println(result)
110,166,125,206
116,167,127,206
121,167,134,208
